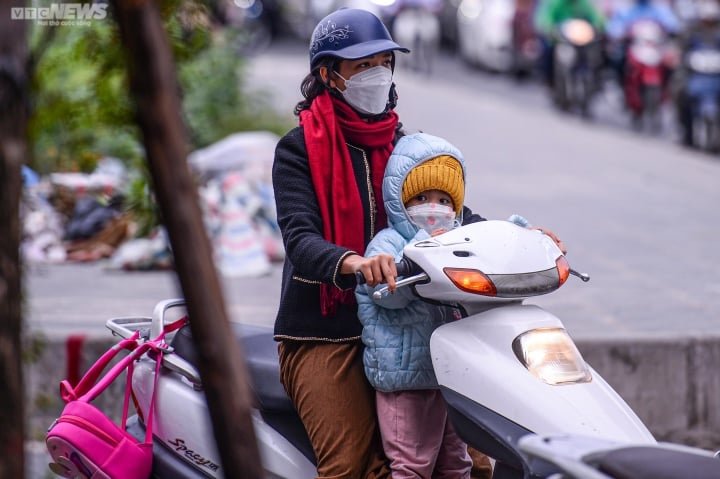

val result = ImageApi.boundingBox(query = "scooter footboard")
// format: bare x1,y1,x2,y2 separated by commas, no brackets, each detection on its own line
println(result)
441,387,560,479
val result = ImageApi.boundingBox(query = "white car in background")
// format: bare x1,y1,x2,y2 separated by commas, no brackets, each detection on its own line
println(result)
456,0,516,72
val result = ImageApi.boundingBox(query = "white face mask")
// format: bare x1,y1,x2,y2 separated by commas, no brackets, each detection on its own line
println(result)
406,203,457,235
334,66,393,115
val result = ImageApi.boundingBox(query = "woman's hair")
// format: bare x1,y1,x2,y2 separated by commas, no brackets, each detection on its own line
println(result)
294,57,338,116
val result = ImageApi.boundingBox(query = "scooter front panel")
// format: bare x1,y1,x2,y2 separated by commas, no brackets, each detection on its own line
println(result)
430,304,655,444
406,221,565,304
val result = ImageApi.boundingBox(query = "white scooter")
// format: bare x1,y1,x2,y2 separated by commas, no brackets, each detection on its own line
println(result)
103,220,695,478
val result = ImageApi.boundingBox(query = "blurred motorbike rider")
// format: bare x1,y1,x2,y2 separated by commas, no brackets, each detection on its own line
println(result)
605,0,681,84
271,7,495,478
673,0,720,145
383,0,443,22
533,0,606,86
385,0,443,73
606,0,680,39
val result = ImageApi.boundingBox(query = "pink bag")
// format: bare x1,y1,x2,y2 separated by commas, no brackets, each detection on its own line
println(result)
46,318,186,479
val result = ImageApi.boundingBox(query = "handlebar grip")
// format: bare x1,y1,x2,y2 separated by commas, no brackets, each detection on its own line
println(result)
396,257,412,277
355,258,413,285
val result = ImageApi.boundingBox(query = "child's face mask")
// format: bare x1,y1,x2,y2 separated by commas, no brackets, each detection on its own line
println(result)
406,203,457,234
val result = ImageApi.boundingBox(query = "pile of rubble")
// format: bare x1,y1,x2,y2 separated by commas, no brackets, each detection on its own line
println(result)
20,131,285,278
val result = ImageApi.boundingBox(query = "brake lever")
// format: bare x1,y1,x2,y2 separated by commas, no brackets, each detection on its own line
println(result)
570,269,590,282
372,273,429,300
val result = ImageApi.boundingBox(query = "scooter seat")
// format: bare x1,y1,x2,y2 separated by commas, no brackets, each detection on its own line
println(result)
170,323,296,413
170,323,318,465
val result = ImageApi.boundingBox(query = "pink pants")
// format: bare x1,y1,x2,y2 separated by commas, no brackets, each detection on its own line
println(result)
376,389,472,479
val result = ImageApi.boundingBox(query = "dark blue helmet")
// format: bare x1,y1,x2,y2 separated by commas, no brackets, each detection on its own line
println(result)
309,8,409,68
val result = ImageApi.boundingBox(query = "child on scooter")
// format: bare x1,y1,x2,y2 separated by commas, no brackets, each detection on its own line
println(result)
356,132,474,478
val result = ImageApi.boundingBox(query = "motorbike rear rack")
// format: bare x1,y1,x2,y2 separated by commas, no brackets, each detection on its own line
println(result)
106,303,203,389
106,316,153,340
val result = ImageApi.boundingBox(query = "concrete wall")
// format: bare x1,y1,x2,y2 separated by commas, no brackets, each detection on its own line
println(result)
25,335,123,442
577,335,720,450
25,334,720,451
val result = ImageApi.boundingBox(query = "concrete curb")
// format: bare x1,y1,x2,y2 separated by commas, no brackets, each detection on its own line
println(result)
25,334,720,451
577,335,720,449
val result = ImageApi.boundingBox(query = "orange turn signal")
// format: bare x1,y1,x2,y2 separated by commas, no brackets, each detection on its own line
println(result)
556,256,570,286
444,268,497,296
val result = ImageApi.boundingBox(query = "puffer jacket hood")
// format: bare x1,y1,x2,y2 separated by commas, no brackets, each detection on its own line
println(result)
356,132,467,393
383,133,467,240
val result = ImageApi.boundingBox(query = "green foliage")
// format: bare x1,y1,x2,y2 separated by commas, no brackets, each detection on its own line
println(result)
124,160,162,239
178,34,292,148
21,335,47,364
180,39,248,148
29,17,148,174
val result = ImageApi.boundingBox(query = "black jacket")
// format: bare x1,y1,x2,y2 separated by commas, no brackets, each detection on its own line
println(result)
272,126,485,342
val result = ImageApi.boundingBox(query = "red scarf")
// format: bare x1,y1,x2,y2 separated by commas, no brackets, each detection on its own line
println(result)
300,90,398,315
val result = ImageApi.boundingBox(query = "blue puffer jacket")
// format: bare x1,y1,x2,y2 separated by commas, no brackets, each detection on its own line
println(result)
355,133,467,392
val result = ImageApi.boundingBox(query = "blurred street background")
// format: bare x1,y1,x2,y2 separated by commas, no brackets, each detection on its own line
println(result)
14,0,720,476
24,1,720,340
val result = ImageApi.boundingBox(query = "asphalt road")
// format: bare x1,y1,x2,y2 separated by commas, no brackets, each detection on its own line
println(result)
25,261,282,337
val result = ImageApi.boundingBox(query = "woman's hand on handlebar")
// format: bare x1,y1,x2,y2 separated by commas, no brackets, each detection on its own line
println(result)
342,254,398,292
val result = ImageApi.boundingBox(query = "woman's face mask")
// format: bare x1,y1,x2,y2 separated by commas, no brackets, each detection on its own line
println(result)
406,203,457,235
334,66,393,115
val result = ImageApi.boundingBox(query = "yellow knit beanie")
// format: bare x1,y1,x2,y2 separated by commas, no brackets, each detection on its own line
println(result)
402,155,464,217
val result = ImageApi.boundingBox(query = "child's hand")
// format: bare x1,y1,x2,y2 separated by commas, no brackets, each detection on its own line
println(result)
532,227,567,254
430,228,447,237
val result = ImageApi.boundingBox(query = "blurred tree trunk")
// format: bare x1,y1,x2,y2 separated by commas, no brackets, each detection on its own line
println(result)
0,0,27,477
109,1,265,477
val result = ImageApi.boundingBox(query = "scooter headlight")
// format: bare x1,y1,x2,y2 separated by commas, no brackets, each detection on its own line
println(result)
687,50,720,74
512,328,592,385
561,19,595,46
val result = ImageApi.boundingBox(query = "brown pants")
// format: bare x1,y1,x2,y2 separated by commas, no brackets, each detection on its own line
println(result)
278,340,493,479
468,447,493,478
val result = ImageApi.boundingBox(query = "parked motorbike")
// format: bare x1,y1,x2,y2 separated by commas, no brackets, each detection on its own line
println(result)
89,220,672,479
681,43,720,151
552,19,604,117
622,19,675,131
518,433,720,479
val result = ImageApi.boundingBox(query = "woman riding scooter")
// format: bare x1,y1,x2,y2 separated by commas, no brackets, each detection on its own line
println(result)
271,7,499,478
